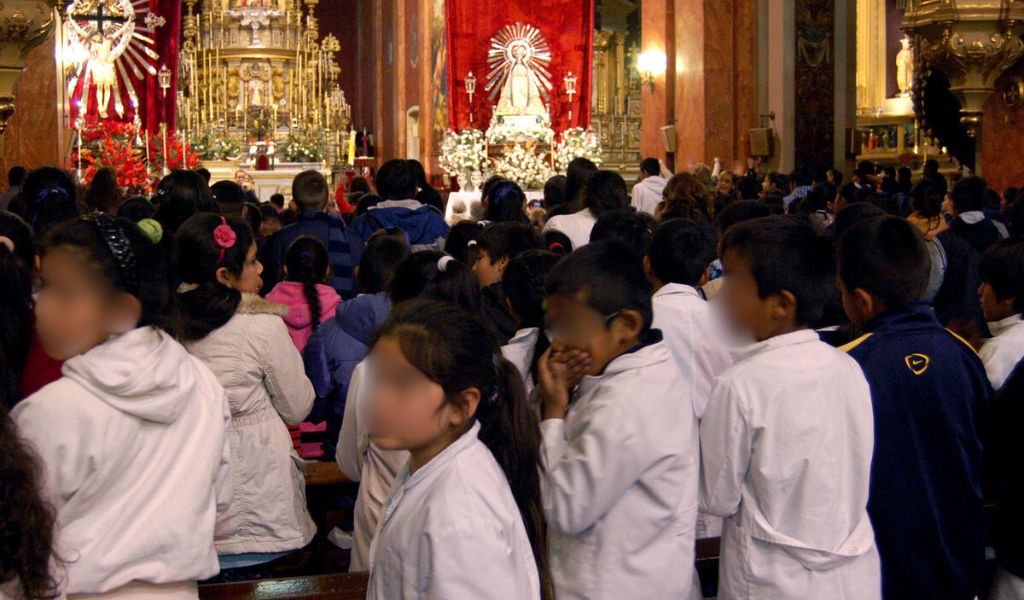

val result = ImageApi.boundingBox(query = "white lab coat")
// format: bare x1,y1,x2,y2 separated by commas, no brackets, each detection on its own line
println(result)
700,329,881,600
543,208,597,250
366,422,540,600
184,294,316,555
630,175,667,215
980,314,1024,391
501,327,541,396
336,359,409,572
541,339,701,600
12,326,231,596
652,283,734,419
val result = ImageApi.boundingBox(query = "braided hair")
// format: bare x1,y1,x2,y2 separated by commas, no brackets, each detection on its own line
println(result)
502,250,561,381
284,236,330,330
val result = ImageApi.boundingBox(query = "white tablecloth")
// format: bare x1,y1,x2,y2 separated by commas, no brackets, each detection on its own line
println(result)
445,190,545,225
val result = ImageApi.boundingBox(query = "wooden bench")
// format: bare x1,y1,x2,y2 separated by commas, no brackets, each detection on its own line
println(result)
199,572,369,600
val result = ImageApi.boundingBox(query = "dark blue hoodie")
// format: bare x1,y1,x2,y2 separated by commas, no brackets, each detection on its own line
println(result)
350,200,449,247
842,302,991,600
304,292,391,459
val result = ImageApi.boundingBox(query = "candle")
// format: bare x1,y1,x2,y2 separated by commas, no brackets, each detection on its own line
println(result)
162,123,169,175
348,129,356,165
181,130,187,167
145,130,151,175
76,127,83,182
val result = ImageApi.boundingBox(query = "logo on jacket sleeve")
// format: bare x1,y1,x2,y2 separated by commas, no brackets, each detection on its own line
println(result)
904,353,930,375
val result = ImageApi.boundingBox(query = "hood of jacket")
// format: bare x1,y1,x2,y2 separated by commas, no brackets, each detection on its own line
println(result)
335,292,391,345
636,175,667,195
355,200,448,245
62,326,198,424
267,282,342,330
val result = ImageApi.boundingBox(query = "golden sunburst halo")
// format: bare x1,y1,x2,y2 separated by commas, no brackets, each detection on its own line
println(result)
484,22,553,103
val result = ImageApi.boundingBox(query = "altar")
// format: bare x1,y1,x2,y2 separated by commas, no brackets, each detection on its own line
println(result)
444,190,545,225
205,160,330,202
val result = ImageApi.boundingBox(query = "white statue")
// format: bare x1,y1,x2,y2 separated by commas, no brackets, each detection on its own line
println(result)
896,35,914,97
247,77,266,106
495,44,547,116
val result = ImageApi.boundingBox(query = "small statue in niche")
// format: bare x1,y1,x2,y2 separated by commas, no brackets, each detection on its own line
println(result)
896,35,914,97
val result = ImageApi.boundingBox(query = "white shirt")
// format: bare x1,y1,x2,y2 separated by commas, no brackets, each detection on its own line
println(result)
543,208,597,250
630,175,667,215
367,422,540,600
541,340,700,600
652,283,733,419
980,314,1024,391
502,327,541,396
700,330,880,600
12,327,232,595
336,360,409,572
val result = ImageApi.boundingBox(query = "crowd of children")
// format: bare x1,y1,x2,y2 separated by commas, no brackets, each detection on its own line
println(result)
0,155,1022,600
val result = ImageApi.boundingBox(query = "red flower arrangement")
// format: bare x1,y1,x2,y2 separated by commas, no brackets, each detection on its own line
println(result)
150,132,201,174
73,122,200,195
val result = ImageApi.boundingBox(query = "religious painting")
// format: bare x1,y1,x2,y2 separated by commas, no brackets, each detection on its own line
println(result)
430,0,448,154
794,0,835,172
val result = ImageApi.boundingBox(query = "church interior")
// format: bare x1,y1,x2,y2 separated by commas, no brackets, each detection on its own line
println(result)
0,1,1023,599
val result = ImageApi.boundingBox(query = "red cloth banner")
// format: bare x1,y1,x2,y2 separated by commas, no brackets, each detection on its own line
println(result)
445,0,593,134
67,0,181,137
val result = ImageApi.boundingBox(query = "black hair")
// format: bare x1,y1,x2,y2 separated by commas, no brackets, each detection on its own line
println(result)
270,193,286,208
543,175,567,209
502,249,560,384
542,229,573,255
241,202,264,238
83,168,123,215
485,180,529,224
210,180,246,216
355,192,382,216
564,157,598,209
7,166,27,186
19,167,78,236
116,196,155,223
980,237,1024,313
358,232,410,293
0,406,62,599
590,208,652,262
951,176,988,214
173,214,255,341
292,170,330,212
897,167,913,195
259,202,280,221
721,216,836,326
826,168,844,187
639,157,660,177
855,160,876,179
388,250,481,314
374,299,555,600
837,215,930,310
349,176,371,195
477,222,543,264
736,174,762,200
41,215,173,331
376,159,418,200
408,160,444,213
1011,199,1024,237
284,236,330,330
0,215,31,408
445,220,485,266
717,199,771,235
546,240,654,334
481,176,510,206
195,167,212,183
581,170,628,218
910,179,944,218
649,218,715,287
798,186,832,214
832,201,886,240
153,170,216,237
789,166,814,188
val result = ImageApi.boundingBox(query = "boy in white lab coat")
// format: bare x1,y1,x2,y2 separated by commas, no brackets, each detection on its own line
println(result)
700,216,880,600
537,240,701,600
978,238,1024,391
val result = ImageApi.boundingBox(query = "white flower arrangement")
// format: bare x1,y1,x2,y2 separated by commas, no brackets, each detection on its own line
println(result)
485,113,554,145
554,127,603,173
439,128,489,178
492,142,553,190
284,126,325,162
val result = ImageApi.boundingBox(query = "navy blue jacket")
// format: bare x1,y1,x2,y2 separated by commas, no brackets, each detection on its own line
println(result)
304,292,390,459
261,211,364,299
350,201,449,247
843,303,990,600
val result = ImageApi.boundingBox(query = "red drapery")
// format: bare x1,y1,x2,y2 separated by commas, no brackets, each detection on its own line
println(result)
68,0,181,137
445,0,593,134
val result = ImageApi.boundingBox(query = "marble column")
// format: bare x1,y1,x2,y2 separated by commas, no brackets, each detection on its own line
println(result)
640,0,675,167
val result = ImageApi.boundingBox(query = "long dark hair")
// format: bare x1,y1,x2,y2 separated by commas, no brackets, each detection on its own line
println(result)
173,214,254,341
502,250,560,382
284,236,330,330
0,213,32,408
153,170,216,237
564,157,598,211
0,406,61,599
581,170,628,218
388,251,481,315
485,180,529,224
18,167,78,236
375,300,554,600
83,167,123,215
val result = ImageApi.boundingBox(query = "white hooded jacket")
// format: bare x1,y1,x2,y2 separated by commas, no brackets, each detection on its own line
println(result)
630,175,667,215
12,326,232,595
183,294,317,555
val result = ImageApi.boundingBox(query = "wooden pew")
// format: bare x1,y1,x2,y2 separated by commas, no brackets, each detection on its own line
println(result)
199,573,369,600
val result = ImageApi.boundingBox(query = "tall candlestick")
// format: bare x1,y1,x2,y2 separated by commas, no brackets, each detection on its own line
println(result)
161,123,169,175
76,127,82,182
145,130,151,172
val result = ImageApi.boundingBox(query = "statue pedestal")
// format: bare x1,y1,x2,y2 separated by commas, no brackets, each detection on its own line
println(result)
881,96,914,116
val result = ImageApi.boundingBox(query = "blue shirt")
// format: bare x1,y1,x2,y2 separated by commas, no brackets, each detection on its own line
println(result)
261,211,363,300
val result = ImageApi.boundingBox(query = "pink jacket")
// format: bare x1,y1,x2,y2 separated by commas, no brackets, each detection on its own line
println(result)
266,282,342,352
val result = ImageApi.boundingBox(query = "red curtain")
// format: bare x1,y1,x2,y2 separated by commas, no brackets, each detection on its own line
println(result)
445,0,593,134
69,0,181,136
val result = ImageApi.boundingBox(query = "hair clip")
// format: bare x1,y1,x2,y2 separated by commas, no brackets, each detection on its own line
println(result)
437,255,454,272
549,242,564,252
213,216,237,264
466,240,478,248
85,213,139,296
299,250,313,260
0,235,14,253
136,218,163,245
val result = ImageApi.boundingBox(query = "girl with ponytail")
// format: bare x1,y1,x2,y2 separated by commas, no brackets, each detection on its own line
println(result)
267,236,341,352
364,299,553,600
